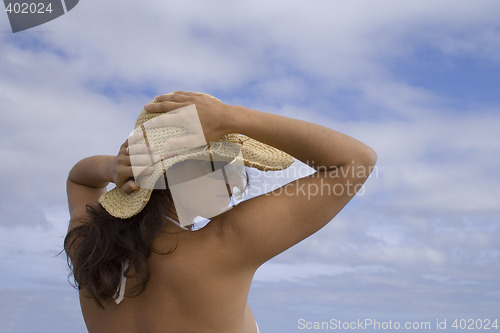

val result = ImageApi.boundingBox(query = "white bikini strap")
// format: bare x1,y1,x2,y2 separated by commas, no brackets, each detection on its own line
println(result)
113,260,129,304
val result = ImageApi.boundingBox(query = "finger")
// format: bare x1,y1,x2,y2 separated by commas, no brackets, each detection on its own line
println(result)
117,163,135,181
120,145,129,156
153,92,174,102
130,153,160,168
144,101,187,113
163,134,206,153
127,143,154,156
120,138,129,148
119,139,129,154
173,91,202,96
155,92,190,103
127,130,145,146
131,165,155,180
120,179,140,194
175,91,220,102
142,110,191,129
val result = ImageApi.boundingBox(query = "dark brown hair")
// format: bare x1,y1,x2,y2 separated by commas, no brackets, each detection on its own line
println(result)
64,189,176,308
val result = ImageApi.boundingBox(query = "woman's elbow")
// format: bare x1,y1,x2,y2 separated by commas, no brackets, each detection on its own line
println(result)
364,146,377,167
353,145,377,169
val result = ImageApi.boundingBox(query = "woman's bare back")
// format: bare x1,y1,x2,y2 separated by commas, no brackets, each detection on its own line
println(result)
79,215,259,333
67,93,376,332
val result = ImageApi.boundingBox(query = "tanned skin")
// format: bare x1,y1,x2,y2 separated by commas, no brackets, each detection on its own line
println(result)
67,91,377,333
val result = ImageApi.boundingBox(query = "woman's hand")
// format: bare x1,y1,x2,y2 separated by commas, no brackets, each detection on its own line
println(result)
109,139,155,194
143,91,232,146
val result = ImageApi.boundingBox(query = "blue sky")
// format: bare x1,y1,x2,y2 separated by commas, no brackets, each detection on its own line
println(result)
1,1,499,332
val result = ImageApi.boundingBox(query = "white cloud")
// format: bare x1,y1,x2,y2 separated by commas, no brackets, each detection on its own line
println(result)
1,0,500,330
254,262,355,283
10,0,498,94
0,205,69,288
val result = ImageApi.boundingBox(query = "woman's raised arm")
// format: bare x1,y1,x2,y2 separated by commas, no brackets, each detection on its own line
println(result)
66,138,154,221
148,91,376,171
228,105,376,172
148,91,377,267
67,155,115,220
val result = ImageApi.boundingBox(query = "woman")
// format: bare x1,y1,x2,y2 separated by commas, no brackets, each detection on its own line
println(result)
65,91,377,333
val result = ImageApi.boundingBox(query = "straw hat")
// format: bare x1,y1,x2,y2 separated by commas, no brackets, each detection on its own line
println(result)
98,93,294,219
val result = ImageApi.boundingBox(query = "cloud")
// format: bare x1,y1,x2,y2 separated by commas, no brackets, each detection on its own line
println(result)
254,262,356,284
0,288,86,333
6,0,498,97
0,205,69,288
1,1,500,331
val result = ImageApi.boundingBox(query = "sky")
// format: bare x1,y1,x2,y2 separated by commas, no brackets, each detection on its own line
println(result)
1,0,499,332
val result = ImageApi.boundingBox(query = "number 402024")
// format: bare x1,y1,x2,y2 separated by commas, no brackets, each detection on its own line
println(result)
5,2,53,14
